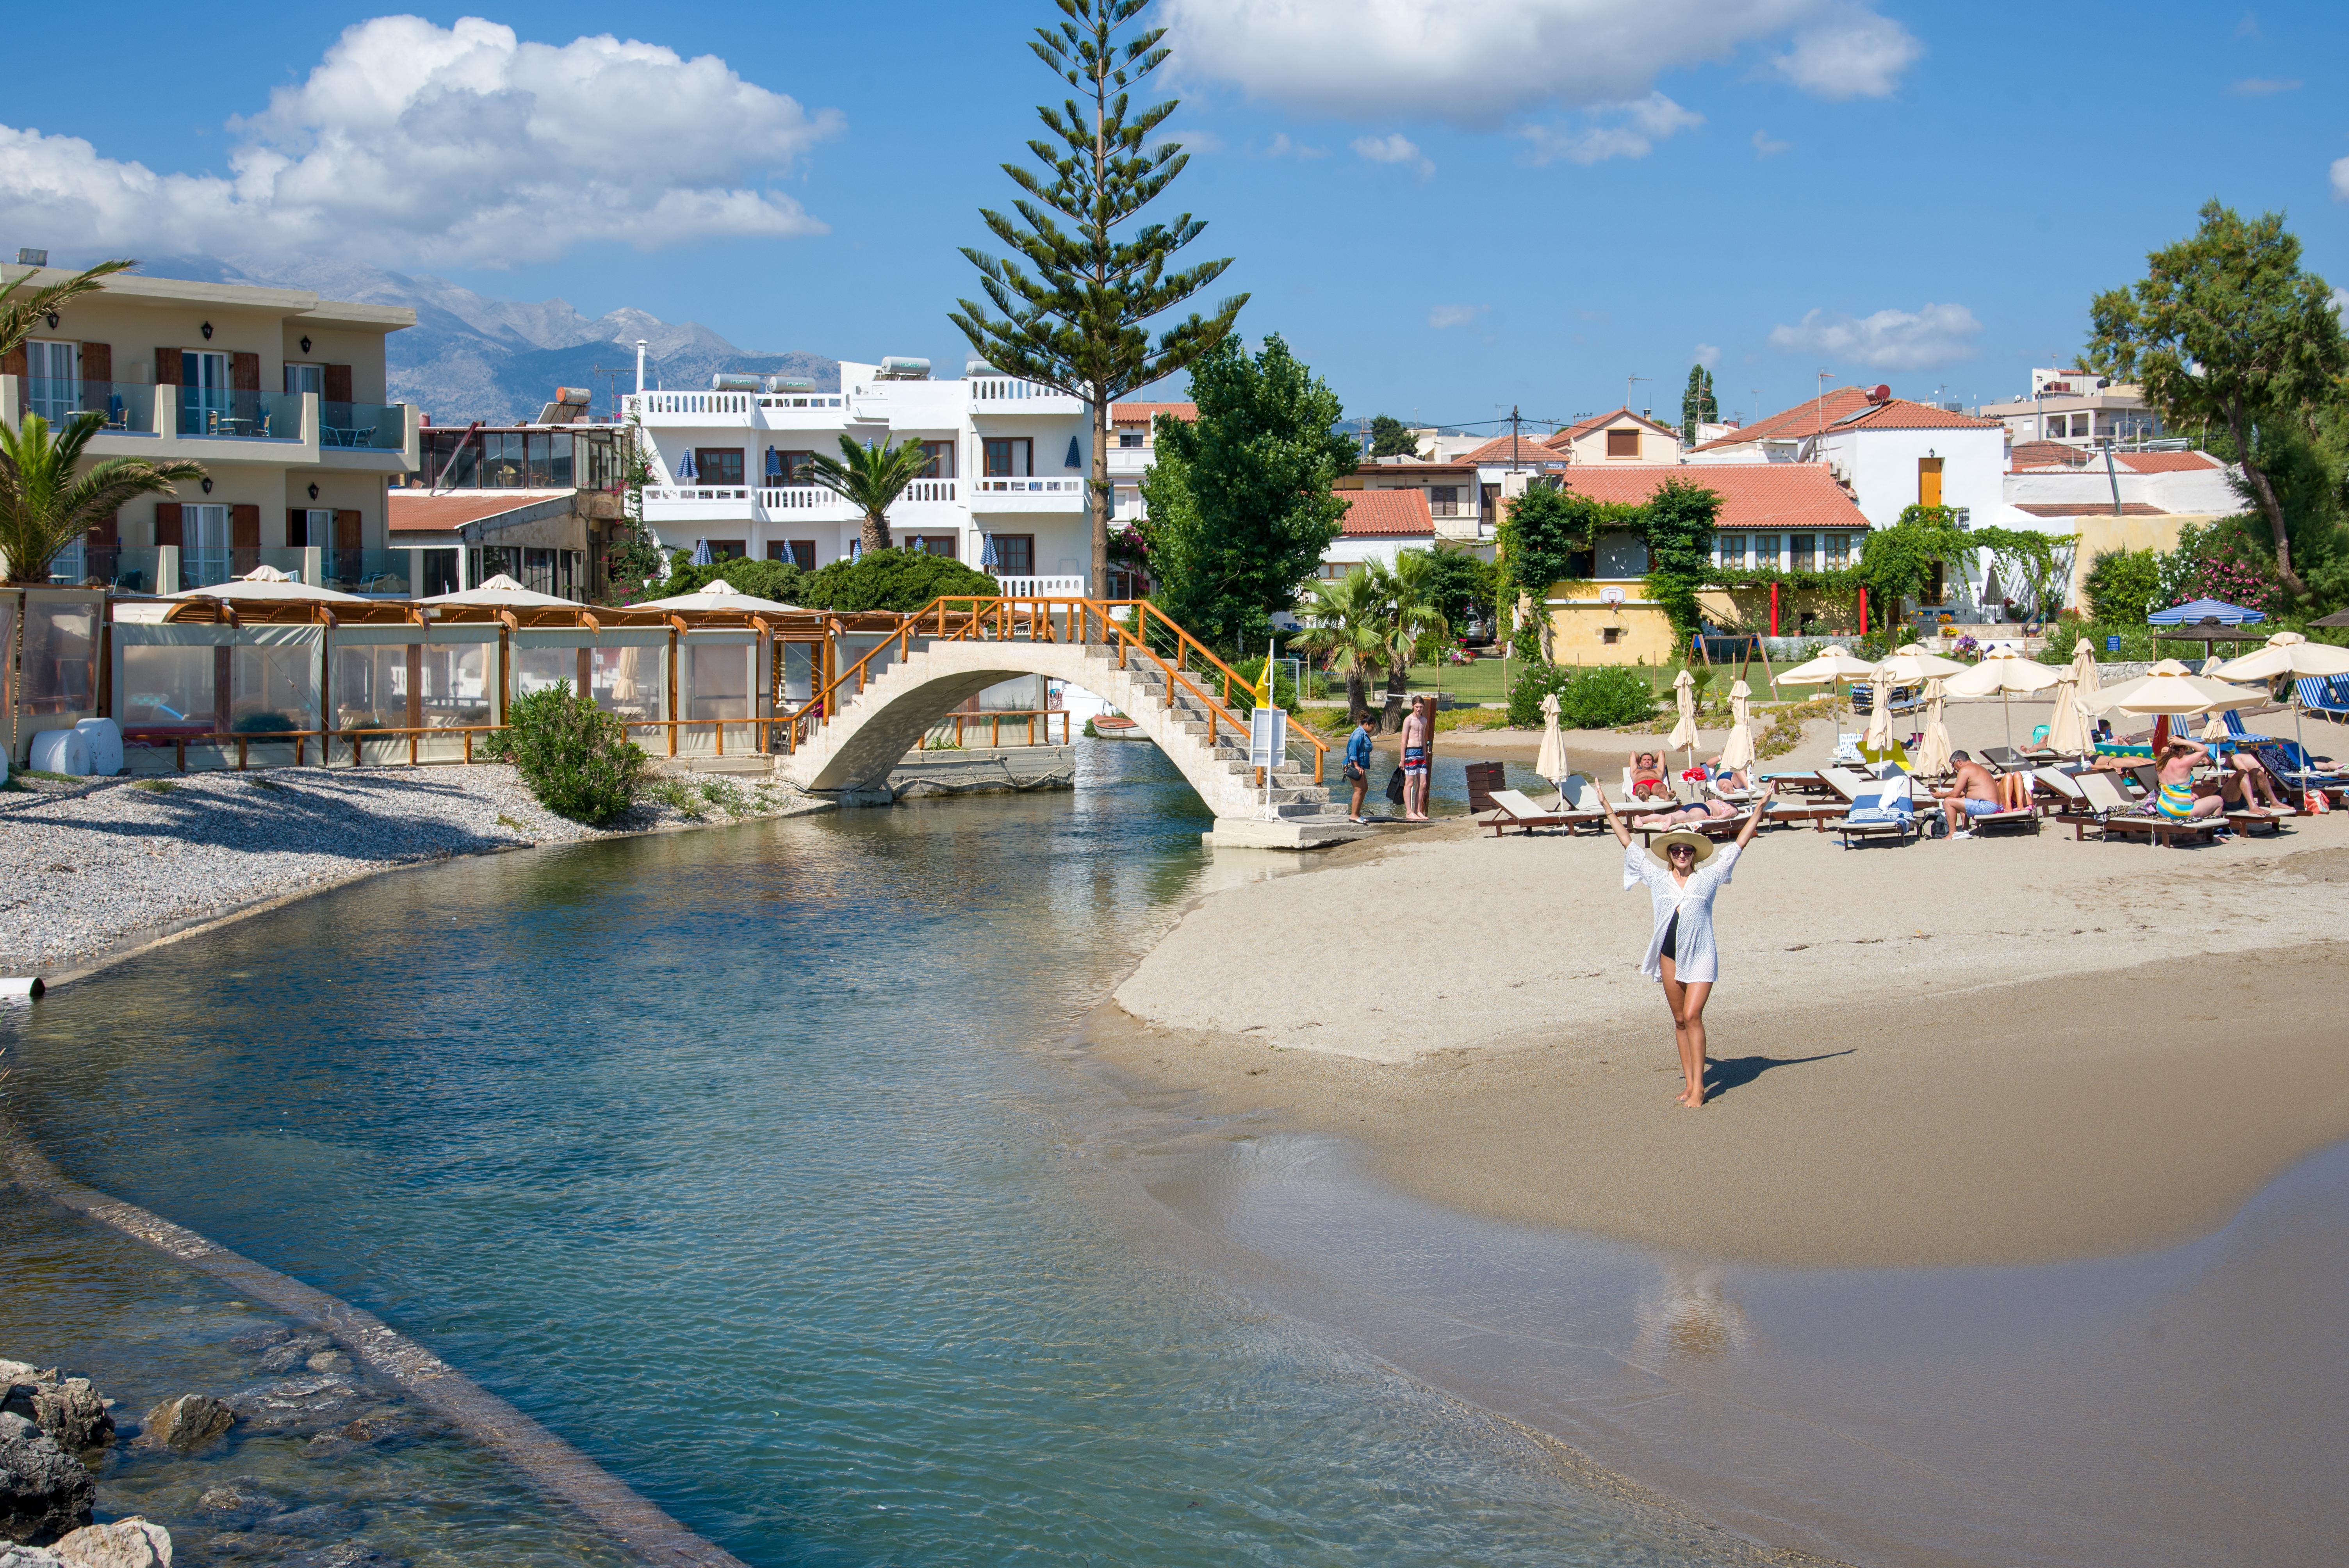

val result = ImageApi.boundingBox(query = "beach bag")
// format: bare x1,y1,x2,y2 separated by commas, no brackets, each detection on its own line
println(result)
2308,790,2332,814
1385,766,1406,804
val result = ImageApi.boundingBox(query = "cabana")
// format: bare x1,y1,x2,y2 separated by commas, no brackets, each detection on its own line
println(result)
5,586,104,767
2149,598,2267,665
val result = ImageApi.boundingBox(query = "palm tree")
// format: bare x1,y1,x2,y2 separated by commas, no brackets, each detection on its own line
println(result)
1292,567,1388,725
1,260,134,360
806,434,934,555
0,412,205,584
1365,552,1452,729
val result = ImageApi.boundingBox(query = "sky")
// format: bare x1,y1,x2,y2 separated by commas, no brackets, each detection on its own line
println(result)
5,2,2347,434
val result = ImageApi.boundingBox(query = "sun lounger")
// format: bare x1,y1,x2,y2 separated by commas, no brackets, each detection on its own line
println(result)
1981,746,2030,772
2058,769,2218,847
1483,786,1589,837
1833,774,1918,848
1759,770,1833,797
2296,675,2349,724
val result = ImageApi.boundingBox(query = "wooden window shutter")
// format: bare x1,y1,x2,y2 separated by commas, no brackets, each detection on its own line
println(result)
231,352,261,392
1606,428,1640,459
79,343,112,384
288,509,309,547
154,348,182,386
155,502,184,547
323,364,353,403
0,343,24,380
334,509,362,551
87,511,120,551
231,504,261,549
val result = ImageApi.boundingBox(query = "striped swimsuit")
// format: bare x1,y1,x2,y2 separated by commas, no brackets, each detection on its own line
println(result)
2156,779,2196,821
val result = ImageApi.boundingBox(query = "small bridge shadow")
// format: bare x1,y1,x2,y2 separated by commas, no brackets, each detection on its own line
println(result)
1705,1048,1854,1099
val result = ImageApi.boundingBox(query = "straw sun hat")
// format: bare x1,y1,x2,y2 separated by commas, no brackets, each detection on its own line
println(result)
1648,829,1716,868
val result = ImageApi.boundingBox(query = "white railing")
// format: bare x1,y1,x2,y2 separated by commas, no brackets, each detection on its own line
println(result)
758,486,841,511
970,377,1073,404
991,574,1087,597
901,478,958,502
646,486,752,502
757,394,843,410
630,392,751,416
971,477,1084,496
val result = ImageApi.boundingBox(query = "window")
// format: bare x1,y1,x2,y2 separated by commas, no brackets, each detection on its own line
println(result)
1789,533,1816,571
770,540,816,569
1823,532,1852,567
181,350,232,433
987,534,1034,576
288,508,333,547
1429,485,1462,517
1606,428,1640,459
1118,429,1145,448
1918,457,1943,507
704,539,746,561
1566,547,1596,578
1714,533,1749,570
1750,533,1780,570
25,340,78,421
284,363,323,397
918,440,957,479
184,504,232,588
1600,627,1623,646
904,535,960,558
778,450,818,485
1595,531,1648,579
982,437,1033,477
695,448,746,488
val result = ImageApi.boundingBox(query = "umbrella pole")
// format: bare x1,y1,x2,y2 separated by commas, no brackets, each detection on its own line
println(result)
2003,691,2013,752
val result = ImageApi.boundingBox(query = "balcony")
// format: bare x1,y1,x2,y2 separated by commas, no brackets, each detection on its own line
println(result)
1107,444,1154,477
759,486,859,519
178,388,305,442
20,379,158,435
969,476,1085,512
625,390,850,430
321,401,406,451
320,549,415,597
968,376,1084,414
181,547,314,592
644,485,759,524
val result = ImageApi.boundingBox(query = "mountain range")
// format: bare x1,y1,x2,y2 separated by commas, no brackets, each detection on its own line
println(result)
129,255,838,424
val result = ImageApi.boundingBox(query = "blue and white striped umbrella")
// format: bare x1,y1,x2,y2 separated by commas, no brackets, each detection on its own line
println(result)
980,533,998,571
692,538,713,566
675,449,698,482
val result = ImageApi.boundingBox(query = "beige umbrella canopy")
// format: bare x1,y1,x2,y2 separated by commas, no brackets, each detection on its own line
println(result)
1878,642,1971,683
641,577,805,614
1862,661,1898,756
2067,636,2102,706
1667,668,1699,768
2046,676,2093,756
1913,679,1953,775
1535,690,1568,791
166,564,366,603
2212,631,2349,762
1943,646,2062,751
1719,680,1756,773
1776,644,1877,731
419,572,577,609
2086,659,2265,717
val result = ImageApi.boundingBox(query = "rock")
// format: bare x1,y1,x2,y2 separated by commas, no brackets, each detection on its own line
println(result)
275,1545,396,1568
255,1338,329,1376
0,1371,55,1393
0,1413,93,1546
194,1487,280,1526
51,1519,170,1568
302,1353,351,1376
0,1375,112,1456
134,1397,231,1453
0,1544,65,1567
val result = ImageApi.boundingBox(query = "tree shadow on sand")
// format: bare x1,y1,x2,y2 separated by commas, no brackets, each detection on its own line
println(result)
1704,1048,1854,1099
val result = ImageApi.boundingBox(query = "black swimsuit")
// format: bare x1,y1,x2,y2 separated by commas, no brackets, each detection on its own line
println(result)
1659,910,1681,964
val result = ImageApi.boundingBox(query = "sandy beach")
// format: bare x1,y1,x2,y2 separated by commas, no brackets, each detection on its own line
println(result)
1107,701,2349,1269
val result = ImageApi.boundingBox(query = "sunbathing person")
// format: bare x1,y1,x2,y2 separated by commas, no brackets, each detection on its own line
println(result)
2196,754,2293,813
2153,740,2226,825
1633,797,1741,830
1934,751,2003,839
1629,752,1674,804
1700,754,1754,793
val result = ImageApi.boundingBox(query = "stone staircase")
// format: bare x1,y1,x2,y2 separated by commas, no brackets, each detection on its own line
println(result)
1075,645,1334,819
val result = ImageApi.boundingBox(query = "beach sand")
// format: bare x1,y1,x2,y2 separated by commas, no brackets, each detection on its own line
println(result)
1104,752,2349,1268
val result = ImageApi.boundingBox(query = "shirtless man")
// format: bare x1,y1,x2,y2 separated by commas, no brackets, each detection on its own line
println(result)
1935,750,2001,839
1399,695,1435,821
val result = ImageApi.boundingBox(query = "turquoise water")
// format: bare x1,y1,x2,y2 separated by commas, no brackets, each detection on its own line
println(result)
4,745,1761,1566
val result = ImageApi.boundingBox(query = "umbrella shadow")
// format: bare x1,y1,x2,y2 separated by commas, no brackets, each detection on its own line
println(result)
1704,1048,1854,1099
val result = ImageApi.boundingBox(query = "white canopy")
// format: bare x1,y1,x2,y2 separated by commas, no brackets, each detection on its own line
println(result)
2209,630,2349,683
418,572,577,609
2085,659,2265,716
1776,645,1877,685
640,578,805,614
166,564,366,603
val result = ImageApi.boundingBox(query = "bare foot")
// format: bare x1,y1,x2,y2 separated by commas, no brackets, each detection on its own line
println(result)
1683,1082,1707,1107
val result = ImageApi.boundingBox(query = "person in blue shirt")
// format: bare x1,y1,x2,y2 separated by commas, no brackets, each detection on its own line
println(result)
1344,712,1378,823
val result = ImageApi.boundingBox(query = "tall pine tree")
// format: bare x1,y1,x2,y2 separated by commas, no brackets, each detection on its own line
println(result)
1680,364,1717,445
951,0,1246,603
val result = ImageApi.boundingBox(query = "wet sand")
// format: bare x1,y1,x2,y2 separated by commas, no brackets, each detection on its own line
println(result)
1106,808,2349,1268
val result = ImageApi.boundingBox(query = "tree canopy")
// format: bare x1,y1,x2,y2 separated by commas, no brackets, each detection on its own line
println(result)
1139,333,1355,653
1365,415,1418,458
1680,364,1717,444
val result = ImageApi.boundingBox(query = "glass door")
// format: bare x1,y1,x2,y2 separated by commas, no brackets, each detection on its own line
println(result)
284,363,323,397
185,504,233,588
184,351,232,435
25,340,78,421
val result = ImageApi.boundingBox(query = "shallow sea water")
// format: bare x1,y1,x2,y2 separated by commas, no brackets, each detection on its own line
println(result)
4,744,1770,1566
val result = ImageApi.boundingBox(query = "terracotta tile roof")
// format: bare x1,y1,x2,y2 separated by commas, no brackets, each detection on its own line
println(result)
2008,440,2091,470
1692,388,1873,450
1542,463,1869,531
1829,398,2003,433
1461,432,1570,466
2116,451,2222,473
1110,401,1198,424
1338,488,1435,536
389,490,570,532
1554,406,1681,442
2011,501,2171,518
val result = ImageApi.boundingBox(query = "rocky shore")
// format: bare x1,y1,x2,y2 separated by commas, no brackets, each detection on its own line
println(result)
0,765,830,979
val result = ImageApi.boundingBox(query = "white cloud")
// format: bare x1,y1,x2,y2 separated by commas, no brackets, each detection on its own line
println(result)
1157,127,1225,153
1353,133,1433,179
1518,93,1703,167
2231,77,2300,94
1768,303,1983,370
1766,10,1922,100
1752,128,1791,157
1694,343,1722,370
1428,303,1486,329
2333,287,2349,314
1162,0,1918,124
0,16,841,268
2332,155,2349,201
1258,132,1327,159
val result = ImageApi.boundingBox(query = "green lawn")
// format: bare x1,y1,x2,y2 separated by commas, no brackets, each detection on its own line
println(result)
1399,657,1738,704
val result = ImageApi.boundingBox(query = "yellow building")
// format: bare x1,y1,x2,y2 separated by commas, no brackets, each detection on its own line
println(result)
0,260,418,593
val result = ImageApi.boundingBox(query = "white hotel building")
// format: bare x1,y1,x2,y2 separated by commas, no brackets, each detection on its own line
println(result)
624,359,1096,594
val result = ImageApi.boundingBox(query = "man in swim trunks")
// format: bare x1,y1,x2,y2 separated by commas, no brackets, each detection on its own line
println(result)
1399,694,1434,821
1630,751,1673,804
1934,750,2002,839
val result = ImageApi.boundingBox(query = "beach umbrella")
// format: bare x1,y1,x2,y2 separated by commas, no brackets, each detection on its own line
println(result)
1719,680,1756,773
691,538,715,567
1878,642,1970,682
641,578,804,614
1942,647,2061,751
765,445,783,482
980,532,999,572
2086,659,2265,722
2046,675,2092,757
1667,668,1698,772
166,563,366,603
418,572,576,609
1776,644,1876,733
1535,690,1568,797
675,448,698,483
1914,679,1953,776
1862,661,1898,757
2210,631,2349,764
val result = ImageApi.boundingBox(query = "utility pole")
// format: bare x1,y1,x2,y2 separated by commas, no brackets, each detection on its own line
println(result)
1816,369,1835,435
1509,404,1523,473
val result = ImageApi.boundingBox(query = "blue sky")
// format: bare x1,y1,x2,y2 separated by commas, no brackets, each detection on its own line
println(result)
6,2,2346,431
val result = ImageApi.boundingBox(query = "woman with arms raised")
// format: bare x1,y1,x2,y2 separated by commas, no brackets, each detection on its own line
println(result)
1596,780,1777,1108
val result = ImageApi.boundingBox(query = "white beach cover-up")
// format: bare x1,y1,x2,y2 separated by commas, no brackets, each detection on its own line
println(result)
1624,841,1741,983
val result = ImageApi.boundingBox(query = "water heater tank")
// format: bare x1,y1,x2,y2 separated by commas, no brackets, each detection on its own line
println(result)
711,372,762,391
877,356,931,380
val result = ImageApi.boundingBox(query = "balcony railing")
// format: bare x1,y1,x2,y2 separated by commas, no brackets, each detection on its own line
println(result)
320,549,414,597
647,485,753,504
180,388,303,441
900,478,958,502
322,400,405,450
181,547,313,592
634,391,752,416
758,486,837,511
969,377,1075,404
48,544,163,593
971,476,1085,509
19,380,157,433
758,393,844,410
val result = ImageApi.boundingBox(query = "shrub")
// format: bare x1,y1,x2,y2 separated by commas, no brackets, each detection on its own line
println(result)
2082,547,2160,622
232,710,303,735
799,548,999,613
648,556,807,606
1228,655,1301,712
1507,664,1656,729
488,682,647,826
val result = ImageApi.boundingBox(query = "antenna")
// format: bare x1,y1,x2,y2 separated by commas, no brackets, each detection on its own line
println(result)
1509,404,1523,473
1625,373,1649,412
589,364,634,421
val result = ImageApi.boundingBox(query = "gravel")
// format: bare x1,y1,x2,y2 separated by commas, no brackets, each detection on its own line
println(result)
0,765,819,976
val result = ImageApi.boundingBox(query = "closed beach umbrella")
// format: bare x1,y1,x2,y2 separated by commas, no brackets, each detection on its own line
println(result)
2046,674,2092,757
1943,646,2060,751
1862,661,1898,757
1535,690,1568,789
2212,631,2349,764
676,449,698,483
765,445,783,481
1777,644,1876,732
980,533,999,572
1914,679,1953,776
1719,680,1756,773
692,538,714,567
1668,669,1698,771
